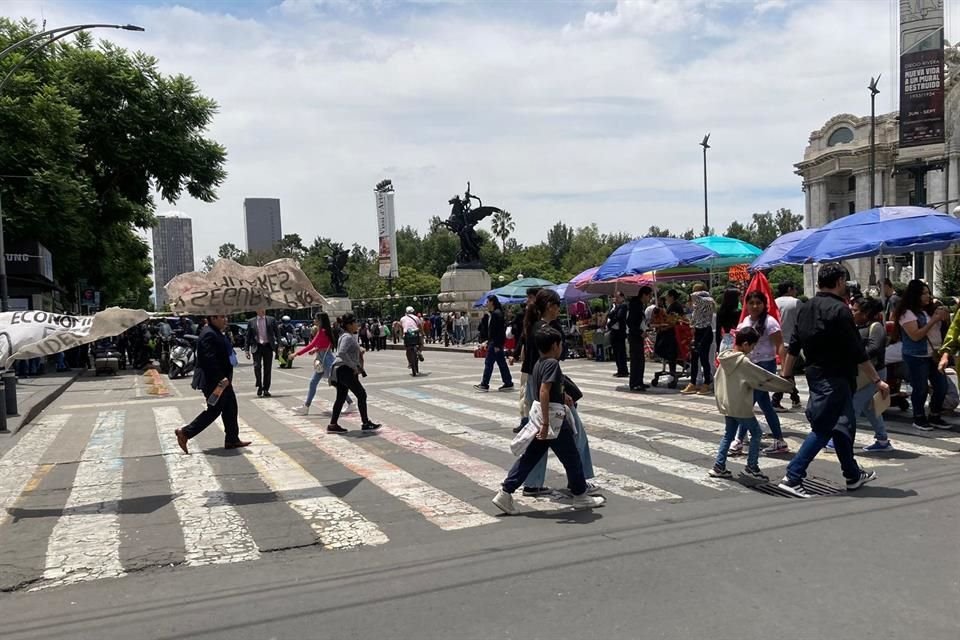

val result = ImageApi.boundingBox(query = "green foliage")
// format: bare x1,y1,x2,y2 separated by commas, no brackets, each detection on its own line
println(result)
0,19,226,307
724,208,803,250
767,265,804,293
936,254,960,297
490,209,515,252
547,221,574,268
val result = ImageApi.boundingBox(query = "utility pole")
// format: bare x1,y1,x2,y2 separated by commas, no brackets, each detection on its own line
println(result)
700,133,711,237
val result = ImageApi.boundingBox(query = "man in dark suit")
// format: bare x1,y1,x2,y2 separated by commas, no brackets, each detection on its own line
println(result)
245,308,278,397
608,290,629,377
175,314,250,454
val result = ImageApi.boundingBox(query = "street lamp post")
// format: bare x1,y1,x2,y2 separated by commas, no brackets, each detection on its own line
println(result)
868,75,880,286
700,133,711,237
0,23,144,313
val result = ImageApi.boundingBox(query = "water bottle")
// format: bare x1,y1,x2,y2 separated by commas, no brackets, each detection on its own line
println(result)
207,379,228,406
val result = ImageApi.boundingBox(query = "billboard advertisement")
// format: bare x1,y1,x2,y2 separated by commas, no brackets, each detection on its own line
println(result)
375,180,399,279
899,0,945,148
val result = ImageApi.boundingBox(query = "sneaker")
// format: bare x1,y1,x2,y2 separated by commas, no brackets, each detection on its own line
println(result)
571,493,606,509
326,424,348,434
762,440,790,455
361,421,382,431
709,464,733,479
863,439,894,452
727,439,743,456
825,439,836,450
584,481,604,496
630,384,650,392
680,383,699,395
697,384,714,395
474,384,490,392
913,417,934,431
791,400,803,410
522,486,552,497
293,405,309,415
492,489,518,515
777,476,813,498
498,383,515,391
772,401,788,413
929,416,953,430
846,469,878,491
740,466,769,482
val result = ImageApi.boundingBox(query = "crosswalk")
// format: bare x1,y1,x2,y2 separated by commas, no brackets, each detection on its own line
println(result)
1,355,958,593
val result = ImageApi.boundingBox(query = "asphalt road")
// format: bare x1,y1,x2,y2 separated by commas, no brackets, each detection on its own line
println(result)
1,348,958,639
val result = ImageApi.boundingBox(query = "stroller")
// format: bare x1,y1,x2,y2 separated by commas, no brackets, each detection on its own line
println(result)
650,316,693,389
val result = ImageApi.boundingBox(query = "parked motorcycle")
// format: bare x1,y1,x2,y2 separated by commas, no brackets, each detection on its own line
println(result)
168,335,198,380
277,335,295,369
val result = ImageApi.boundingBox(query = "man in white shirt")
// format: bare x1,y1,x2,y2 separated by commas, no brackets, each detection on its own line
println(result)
400,306,424,376
244,308,278,397
773,282,801,410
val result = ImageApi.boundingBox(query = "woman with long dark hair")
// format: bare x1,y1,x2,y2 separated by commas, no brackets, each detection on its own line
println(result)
292,313,353,416
730,290,788,455
520,288,600,497
475,296,514,391
715,288,741,351
893,279,949,430
327,313,380,433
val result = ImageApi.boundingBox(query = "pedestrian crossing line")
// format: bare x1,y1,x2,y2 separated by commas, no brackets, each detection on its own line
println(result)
390,386,734,492
368,393,681,502
258,399,498,531
0,414,71,529
34,411,126,590
370,424,561,512
235,418,389,549
153,407,261,567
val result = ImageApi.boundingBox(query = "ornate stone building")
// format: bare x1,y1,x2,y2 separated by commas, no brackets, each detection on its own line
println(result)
795,42,960,292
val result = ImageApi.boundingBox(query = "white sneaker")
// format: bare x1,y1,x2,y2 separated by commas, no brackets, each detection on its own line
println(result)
492,489,518,515
343,403,357,414
571,493,606,509
293,405,309,415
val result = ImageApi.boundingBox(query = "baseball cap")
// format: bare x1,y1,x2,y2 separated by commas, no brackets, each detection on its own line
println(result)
405,306,415,314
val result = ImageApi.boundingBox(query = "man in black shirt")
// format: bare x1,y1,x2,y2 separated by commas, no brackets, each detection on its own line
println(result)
607,291,629,377
778,263,888,498
627,286,653,391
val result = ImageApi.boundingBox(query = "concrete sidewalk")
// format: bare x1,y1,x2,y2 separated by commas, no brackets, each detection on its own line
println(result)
1,370,81,435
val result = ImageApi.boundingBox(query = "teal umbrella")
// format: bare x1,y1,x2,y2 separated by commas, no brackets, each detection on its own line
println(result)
691,236,762,269
488,277,555,299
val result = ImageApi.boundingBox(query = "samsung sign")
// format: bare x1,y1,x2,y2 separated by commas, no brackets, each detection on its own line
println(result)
5,242,54,281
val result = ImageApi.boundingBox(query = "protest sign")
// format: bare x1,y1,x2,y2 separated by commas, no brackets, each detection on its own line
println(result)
0,307,149,367
165,258,327,316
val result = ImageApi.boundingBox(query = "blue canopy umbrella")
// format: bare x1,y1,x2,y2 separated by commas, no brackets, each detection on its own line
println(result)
594,237,718,280
749,228,816,271
548,282,599,304
473,291,525,308
777,206,960,264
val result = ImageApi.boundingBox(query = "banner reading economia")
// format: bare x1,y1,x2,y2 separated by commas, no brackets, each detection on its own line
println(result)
899,0,945,148
375,180,399,279
0,308,149,368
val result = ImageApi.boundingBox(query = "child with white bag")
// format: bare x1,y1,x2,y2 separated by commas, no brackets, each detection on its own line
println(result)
493,327,606,514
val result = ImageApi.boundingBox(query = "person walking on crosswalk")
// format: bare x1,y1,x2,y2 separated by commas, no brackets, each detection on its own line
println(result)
291,313,354,416
244,308,278,397
493,326,605,514
175,314,250,454
777,263,886,498
475,296,514,392
328,313,381,434
710,326,793,482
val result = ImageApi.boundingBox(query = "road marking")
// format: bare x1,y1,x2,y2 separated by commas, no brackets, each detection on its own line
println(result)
374,391,681,501
260,399,498,530
235,417,388,548
35,411,126,590
0,414,71,529
412,386,734,490
153,407,260,567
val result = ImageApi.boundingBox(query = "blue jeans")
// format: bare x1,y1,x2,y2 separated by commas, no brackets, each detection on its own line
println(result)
304,351,351,407
903,355,947,419
852,368,887,440
502,422,586,496
738,360,783,440
481,345,513,387
785,371,861,482
717,416,761,469
524,404,594,488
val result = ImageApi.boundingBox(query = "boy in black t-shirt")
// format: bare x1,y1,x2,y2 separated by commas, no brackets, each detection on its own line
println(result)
493,327,606,514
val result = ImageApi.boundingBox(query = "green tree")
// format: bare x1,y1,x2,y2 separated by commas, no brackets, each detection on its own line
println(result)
490,209,515,252
547,222,574,268
937,255,960,297
0,20,226,307
646,226,674,238
724,209,803,249
274,233,306,261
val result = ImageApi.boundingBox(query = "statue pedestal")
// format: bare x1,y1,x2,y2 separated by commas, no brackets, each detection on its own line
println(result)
323,297,353,319
438,268,491,335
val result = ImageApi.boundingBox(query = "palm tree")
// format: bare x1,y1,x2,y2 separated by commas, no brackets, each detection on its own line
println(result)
491,210,515,252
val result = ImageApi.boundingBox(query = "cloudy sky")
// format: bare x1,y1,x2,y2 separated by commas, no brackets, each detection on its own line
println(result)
6,0,960,268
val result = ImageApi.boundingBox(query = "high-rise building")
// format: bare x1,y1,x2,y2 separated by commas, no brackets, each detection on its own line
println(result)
152,213,195,309
244,197,283,254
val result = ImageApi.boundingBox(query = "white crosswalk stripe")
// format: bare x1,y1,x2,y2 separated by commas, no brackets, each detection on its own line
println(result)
0,414,70,529
35,411,126,590
257,398,499,531
153,407,261,567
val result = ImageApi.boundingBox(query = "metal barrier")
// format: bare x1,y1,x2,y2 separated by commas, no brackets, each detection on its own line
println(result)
3,370,17,416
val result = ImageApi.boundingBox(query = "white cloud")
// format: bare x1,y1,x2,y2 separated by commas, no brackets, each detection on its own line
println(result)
0,0,934,270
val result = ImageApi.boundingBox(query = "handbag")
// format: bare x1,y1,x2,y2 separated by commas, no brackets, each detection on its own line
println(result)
562,375,583,403
313,348,329,374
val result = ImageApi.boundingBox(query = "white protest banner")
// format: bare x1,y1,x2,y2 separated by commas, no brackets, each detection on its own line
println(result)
165,258,327,316
0,307,149,368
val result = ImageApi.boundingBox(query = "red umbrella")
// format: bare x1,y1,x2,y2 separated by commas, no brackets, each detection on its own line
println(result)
738,271,781,324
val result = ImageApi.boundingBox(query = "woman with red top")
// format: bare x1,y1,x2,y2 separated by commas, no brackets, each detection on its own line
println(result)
292,313,353,415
